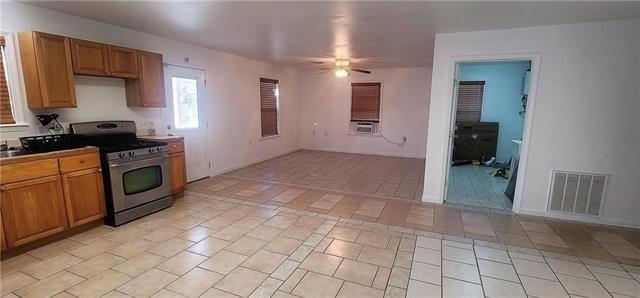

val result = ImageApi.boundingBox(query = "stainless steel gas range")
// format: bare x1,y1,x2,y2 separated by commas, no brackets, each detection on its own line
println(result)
70,121,172,226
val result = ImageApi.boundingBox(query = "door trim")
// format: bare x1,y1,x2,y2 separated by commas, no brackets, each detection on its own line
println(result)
439,53,541,213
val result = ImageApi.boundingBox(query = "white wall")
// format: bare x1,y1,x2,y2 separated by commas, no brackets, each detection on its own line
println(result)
0,2,301,175
425,19,640,228
300,68,431,158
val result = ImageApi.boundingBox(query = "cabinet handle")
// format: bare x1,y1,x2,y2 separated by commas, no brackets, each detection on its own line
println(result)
79,159,85,164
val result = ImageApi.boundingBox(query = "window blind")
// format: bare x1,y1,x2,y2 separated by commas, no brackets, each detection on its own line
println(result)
351,82,381,122
260,78,279,137
0,36,15,124
456,81,485,122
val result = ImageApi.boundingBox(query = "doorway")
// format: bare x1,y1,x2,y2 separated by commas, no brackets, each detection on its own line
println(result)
445,60,532,211
163,65,211,182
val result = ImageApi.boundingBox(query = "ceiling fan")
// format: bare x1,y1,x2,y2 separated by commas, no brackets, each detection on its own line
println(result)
315,59,372,77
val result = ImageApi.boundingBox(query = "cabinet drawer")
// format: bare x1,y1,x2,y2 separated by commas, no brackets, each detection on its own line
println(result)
0,159,59,184
59,153,101,173
167,141,184,154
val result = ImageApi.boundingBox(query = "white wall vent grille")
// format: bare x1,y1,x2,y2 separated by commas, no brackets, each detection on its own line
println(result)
548,170,608,217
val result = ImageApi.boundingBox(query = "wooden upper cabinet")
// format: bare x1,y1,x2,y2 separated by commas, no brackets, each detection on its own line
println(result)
125,51,166,107
18,31,77,108
108,46,139,78
61,167,105,227
70,39,109,76
1,175,68,248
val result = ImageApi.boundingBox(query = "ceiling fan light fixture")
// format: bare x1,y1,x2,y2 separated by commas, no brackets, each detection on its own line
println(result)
335,68,350,78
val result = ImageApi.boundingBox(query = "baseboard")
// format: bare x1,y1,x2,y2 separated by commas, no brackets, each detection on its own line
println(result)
300,145,425,159
517,208,640,229
421,194,442,204
212,148,302,176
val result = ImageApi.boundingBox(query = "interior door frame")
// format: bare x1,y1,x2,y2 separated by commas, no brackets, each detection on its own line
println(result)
162,64,212,180
442,53,541,213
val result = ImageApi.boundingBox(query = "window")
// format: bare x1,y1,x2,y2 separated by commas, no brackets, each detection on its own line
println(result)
456,81,485,122
0,36,15,124
351,82,381,122
259,78,279,137
171,77,199,129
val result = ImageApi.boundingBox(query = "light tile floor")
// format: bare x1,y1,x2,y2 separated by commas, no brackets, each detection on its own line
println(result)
224,150,425,201
446,165,513,211
2,190,640,297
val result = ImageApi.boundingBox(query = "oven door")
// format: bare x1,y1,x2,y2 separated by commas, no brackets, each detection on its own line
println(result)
108,154,171,213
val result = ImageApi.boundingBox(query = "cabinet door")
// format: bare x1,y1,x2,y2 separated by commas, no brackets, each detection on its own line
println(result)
139,51,166,107
108,46,139,78
70,39,109,76
169,152,187,195
125,51,165,107
62,167,106,227
33,32,77,108
1,175,68,247
1,208,6,251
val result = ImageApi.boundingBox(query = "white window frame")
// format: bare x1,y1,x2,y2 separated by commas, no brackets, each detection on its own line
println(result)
0,32,29,132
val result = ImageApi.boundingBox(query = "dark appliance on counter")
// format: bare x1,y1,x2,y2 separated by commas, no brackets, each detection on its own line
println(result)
452,121,499,163
70,121,172,226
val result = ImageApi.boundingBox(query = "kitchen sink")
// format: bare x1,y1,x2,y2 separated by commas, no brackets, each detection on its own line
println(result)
0,149,30,158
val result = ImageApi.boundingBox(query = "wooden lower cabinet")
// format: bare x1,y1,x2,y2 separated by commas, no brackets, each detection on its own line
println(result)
1,210,6,250
62,167,106,227
1,175,68,247
169,151,187,195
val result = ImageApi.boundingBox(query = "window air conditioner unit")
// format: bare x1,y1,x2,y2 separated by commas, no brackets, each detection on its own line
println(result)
355,122,374,134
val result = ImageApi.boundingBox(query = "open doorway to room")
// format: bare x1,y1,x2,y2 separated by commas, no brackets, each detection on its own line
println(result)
445,60,532,211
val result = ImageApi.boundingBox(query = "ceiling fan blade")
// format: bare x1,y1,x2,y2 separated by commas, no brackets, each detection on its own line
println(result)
310,61,324,64
316,70,332,75
318,67,333,70
352,68,372,74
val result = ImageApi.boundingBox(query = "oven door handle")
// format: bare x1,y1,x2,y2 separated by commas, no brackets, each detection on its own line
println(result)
109,155,167,168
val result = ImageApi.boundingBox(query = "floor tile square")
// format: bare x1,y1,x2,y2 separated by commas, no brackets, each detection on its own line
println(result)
413,247,442,266
225,236,267,256
166,267,223,297
442,277,483,298
337,281,383,298
22,253,83,279
147,238,195,258
187,237,231,257
214,267,269,297
242,249,288,274
478,259,519,282
443,260,480,284
263,236,303,255
334,259,378,286
292,271,343,298
199,250,248,275
411,261,441,285
481,276,526,298
356,231,391,248
324,239,364,260
357,246,396,267
111,252,166,277
406,279,441,298
512,258,557,281
14,271,84,298
299,251,343,275
67,269,131,297
117,268,178,297
327,227,361,242
557,274,610,298
67,253,126,278
156,251,208,275
594,273,640,297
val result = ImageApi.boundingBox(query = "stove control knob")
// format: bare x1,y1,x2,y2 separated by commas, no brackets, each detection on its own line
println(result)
148,148,153,153
129,152,135,157
118,153,125,158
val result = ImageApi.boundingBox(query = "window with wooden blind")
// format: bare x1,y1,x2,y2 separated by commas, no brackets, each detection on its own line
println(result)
456,81,485,122
0,36,16,124
351,82,381,122
259,78,279,137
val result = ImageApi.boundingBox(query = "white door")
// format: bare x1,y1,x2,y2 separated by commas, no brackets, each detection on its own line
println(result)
164,65,210,182
443,63,461,203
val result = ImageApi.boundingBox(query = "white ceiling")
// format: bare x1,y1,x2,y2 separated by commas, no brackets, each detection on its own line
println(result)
26,1,640,68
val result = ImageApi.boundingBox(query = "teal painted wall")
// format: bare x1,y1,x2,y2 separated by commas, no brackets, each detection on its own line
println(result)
458,61,531,162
